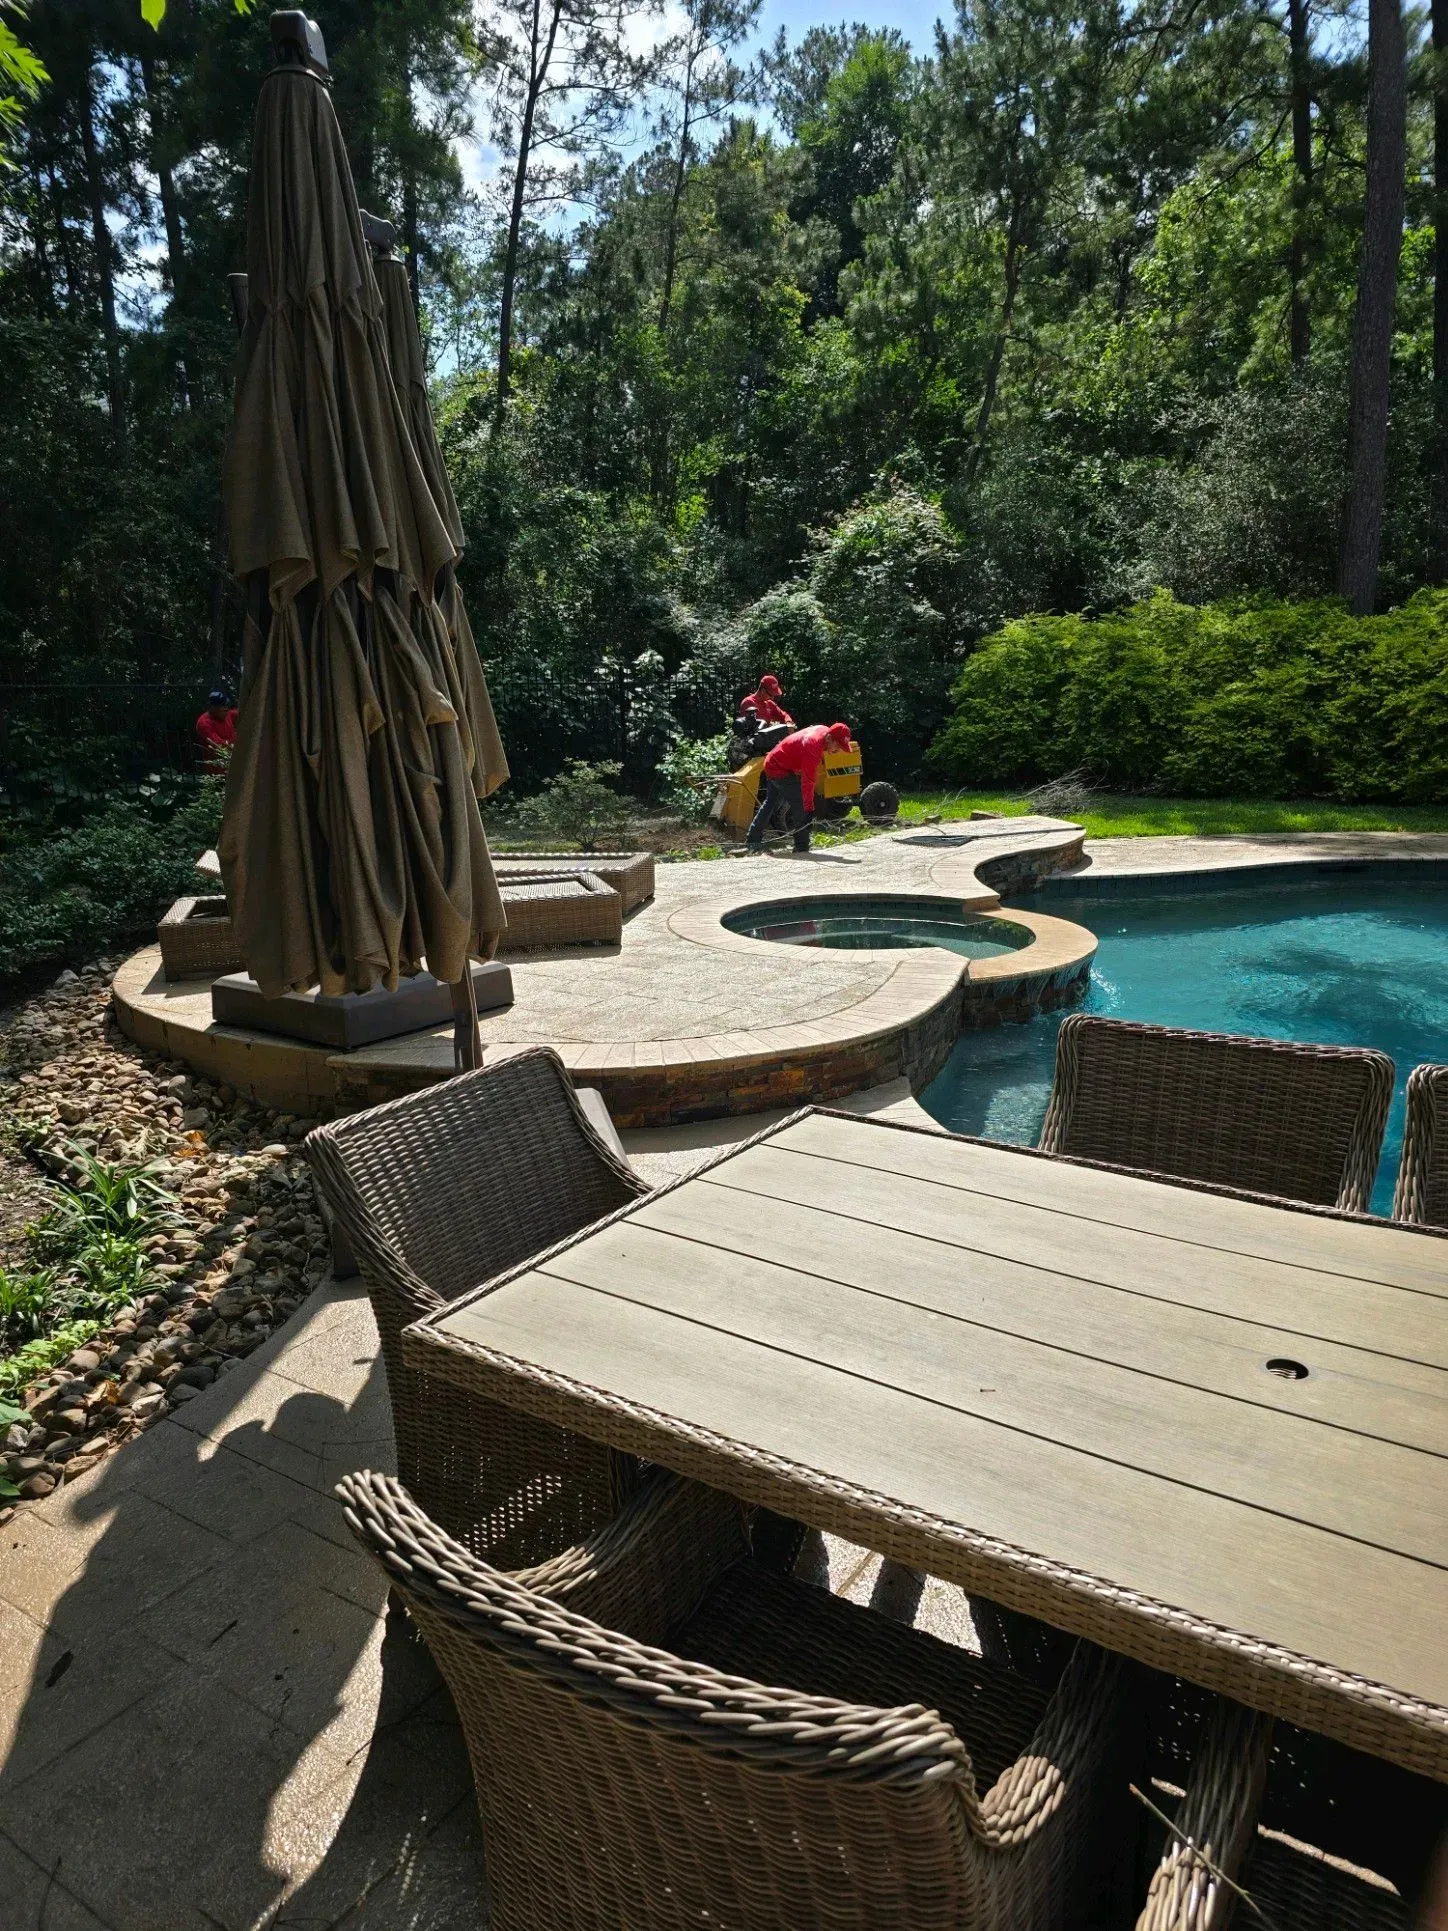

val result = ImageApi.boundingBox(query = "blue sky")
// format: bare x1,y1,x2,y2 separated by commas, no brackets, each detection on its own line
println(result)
458,0,954,201
751,0,949,56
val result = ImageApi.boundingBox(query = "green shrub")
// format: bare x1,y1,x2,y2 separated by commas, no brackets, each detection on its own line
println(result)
926,590,1448,801
0,776,225,988
513,760,635,851
657,735,733,818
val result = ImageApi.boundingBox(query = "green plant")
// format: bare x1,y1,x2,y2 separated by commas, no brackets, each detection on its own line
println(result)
657,734,732,818
514,760,635,852
29,1147,177,1271
926,591,1448,801
0,776,226,990
0,1264,58,1352
0,1319,102,1401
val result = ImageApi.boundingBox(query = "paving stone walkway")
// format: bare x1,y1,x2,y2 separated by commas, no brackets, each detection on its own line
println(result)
0,1249,966,1930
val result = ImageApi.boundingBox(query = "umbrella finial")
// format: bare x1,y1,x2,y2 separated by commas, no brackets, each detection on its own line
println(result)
270,11,329,81
359,210,397,258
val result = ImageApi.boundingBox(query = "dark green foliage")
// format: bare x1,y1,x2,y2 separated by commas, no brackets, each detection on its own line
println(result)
513,759,635,851
0,777,224,987
927,591,1448,801
0,1147,178,1413
3,0,1446,845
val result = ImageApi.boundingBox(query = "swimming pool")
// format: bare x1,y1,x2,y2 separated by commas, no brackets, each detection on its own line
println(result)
920,874,1448,1213
723,896,1032,960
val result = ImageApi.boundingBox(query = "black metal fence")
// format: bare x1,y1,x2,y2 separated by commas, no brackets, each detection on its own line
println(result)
0,684,219,810
0,659,749,810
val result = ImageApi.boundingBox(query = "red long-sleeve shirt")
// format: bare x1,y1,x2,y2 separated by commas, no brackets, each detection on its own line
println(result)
741,691,794,727
196,709,237,758
762,723,849,813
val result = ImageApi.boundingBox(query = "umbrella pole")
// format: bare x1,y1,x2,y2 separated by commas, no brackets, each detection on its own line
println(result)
450,968,483,1072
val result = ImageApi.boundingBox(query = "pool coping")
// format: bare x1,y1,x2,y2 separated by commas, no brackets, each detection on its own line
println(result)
114,830,1442,1128
1022,851,1448,900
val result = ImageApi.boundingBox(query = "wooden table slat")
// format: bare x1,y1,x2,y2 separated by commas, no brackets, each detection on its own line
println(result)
701,1146,1448,1370
636,1186,1448,1456
535,1222,1448,1564
443,1268,1448,1711
775,1113,1448,1296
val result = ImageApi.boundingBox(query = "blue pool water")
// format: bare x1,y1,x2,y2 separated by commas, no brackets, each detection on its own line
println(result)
920,877,1448,1213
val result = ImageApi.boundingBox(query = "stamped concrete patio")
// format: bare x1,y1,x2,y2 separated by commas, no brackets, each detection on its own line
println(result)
7,827,1448,1929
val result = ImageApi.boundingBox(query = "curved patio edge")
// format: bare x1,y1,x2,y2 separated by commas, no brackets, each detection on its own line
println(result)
110,819,1098,1127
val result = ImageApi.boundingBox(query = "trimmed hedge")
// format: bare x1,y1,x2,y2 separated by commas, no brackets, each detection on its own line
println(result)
925,591,1448,801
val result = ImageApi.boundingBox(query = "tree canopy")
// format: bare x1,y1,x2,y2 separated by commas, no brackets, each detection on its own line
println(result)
0,0,1438,782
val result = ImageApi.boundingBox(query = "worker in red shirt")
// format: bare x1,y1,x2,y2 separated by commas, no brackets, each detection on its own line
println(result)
747,721,852,853
195,691,237,769
738,674,794,729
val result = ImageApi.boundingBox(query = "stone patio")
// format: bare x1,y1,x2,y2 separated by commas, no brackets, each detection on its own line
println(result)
8,827,1448,1928
0,1244,972,1931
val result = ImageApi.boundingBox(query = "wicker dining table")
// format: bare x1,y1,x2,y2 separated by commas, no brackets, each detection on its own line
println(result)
401,1107,1448,1783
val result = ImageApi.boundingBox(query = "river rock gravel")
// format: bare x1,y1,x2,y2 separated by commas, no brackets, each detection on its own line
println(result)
0,961,338,1519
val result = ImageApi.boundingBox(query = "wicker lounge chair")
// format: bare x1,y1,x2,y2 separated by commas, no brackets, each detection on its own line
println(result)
495,850,655,913
1038,1016,1394,1212
305,1049,649,1566
496,870,623,951
338,1465,1138,1931
1392,1062,1448,1227
1134,1695,1433,1929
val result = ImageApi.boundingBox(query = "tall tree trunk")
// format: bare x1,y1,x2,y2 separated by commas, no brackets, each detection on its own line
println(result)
139,54,184,293
1339,0,1406,615
498,0,562,410
658,44,697,334
1433,0,1448,578
28,159,52,310
1288,0,1313,363
964,218,1023,486
78,56,126,447
402,165,421,314
48,165,76,306
139,52,193,409
401,57,422,314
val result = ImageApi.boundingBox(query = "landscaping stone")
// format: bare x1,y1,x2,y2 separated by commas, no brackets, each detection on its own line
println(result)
0,962,338,1513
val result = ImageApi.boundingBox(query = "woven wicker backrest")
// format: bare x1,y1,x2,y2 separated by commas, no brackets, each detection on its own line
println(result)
1039,1016,1394,1212
307,1047,646,1306
340,1469,1131,1931
339,1470,978,1930
1392,1063,1448,1228
305,1053,647,1565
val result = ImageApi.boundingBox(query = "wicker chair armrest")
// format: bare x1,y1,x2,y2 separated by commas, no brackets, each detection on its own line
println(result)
517,1467,750,1642
1134,1699,1274,1931
304,1129,440,1320
1393,1061,1448,1225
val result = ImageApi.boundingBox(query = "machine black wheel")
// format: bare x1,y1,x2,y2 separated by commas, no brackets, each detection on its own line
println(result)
814,796,852,822
859,780,900,824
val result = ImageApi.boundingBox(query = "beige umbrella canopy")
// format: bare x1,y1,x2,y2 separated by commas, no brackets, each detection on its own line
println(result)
218,21,504,1054
366,224,509,803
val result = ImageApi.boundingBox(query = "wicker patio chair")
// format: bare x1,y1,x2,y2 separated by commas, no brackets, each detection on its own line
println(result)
338,1465,1138,1931
1038,1015,1394,1212
1392,1062,1448,1227
304,1049,649,1567
1134,1696,1430,1930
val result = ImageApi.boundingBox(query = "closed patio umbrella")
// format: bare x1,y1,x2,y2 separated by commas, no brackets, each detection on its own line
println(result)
218,13,503,1063
363,211,509,803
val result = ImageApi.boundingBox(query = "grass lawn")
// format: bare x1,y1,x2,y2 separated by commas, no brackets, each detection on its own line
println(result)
896,793,1448,840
